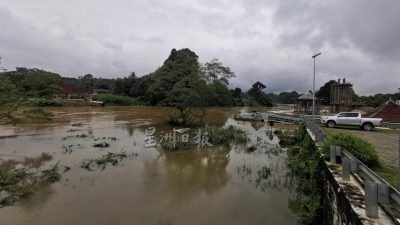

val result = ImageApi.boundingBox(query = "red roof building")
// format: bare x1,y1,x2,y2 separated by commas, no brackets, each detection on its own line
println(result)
365,99,400,122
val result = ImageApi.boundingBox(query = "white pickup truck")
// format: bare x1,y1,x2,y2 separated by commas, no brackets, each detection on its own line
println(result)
320,112,382,131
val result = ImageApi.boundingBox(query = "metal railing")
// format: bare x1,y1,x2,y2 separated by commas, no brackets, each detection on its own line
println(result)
305,119,400,222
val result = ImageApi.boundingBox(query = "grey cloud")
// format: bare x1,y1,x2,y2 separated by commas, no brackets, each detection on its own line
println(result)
0,0,399,95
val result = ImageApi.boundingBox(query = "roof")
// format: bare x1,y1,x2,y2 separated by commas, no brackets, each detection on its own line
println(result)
298,93,319,100
365,99,400,122
59,82,90,94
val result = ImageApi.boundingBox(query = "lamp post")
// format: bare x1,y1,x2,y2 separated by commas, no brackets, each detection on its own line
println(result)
312,52,322,119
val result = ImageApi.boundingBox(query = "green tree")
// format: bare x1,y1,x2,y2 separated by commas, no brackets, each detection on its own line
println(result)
247,81,272,106
21,69,61,98
146,48,201,105
316,80,337,104
201,58,235,86
79,74,94,89
0,77,24,120
166,75,207,126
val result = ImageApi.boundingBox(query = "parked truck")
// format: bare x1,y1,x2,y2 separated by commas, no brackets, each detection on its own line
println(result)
320,112,382,131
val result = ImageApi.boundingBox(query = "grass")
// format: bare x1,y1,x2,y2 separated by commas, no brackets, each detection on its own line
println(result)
161,125,248,151
92,93,144,106
23,152,53,168
376,166,400,188
204,125,248,145
0,153,60,207
81,152,138,171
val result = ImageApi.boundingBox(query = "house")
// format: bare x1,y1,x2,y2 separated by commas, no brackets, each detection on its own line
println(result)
57,82,92,100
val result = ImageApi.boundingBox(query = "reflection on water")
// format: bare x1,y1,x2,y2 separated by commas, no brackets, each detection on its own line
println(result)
0,107,298,225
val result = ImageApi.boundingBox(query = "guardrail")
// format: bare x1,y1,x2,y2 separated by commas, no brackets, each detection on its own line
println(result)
305,119,400,223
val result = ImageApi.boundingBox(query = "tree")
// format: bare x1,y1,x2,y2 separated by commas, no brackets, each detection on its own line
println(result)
247,81,272,106
316,80,337,104
21,69,61,98
145,48,201,105
201,58,235,86
0,77,24,120
79,74,94,89
233,87,242,98
247,81,266,98
166,76,207,126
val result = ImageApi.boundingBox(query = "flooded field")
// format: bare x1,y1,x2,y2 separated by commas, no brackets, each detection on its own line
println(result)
0,106,298,225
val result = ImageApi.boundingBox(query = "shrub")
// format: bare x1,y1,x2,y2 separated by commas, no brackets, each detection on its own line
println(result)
204,125,248,145
322,133,379,169
25,98,63,107
92,94,143,106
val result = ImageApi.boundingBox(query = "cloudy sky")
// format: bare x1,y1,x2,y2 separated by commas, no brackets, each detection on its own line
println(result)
0,0,399,95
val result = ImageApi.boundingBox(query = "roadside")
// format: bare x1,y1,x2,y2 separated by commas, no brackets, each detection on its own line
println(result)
320,125,400,187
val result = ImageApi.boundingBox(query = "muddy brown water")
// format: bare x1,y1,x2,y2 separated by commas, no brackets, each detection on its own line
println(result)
0,106,298,225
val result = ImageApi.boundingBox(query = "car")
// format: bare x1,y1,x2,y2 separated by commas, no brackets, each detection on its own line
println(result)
320,112,382,131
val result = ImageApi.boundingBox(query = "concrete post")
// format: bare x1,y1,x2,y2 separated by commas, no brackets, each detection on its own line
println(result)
350,158,358,173
365,181,379,218
330,145,336,164
378,183,389,205
335,146,342,157
342,157,350,181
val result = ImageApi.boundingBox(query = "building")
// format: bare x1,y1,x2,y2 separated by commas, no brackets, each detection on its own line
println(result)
57,82,92,100
330,78,364,113
294,93,321,114
365,99,400,122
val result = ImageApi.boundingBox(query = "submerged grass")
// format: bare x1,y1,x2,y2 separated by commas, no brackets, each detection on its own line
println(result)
204,125,248,145
0,153,60,207
23,152,53,168
161,125,248,151
81,152,138,171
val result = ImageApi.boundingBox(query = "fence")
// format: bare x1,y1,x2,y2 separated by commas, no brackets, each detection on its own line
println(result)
305,118,400,223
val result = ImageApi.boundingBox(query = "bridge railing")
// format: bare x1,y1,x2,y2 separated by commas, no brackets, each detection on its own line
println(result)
305,119,400,222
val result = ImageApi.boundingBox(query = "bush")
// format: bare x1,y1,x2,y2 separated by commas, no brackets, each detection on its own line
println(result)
25,98,63,107
322,133,379,169
92,93,143,106
204,125,248,145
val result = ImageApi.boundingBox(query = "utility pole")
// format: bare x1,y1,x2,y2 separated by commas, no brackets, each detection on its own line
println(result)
312,52,322,119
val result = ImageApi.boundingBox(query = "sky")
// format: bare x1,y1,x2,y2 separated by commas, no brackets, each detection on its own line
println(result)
0,0,399,95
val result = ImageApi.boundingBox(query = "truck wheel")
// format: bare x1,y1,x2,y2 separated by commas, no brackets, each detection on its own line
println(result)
326,121,335,128
362,123,373,131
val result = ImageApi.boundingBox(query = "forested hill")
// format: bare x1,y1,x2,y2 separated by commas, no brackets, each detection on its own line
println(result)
0,48,273,107
1,48,396,107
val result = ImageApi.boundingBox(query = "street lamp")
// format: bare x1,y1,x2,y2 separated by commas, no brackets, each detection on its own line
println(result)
312,52,322,119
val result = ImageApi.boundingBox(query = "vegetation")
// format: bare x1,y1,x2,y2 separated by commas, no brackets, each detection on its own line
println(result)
321,133,379,169
161,125,248,150
286,126,323,225
204,125,248,145
81,152,138,171
246,81,273,106
268,91,300,104
92,93,143,106
315,80,338,104
0,153,60,207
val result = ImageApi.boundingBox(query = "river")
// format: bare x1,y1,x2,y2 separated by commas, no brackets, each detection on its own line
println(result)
0,106,298,225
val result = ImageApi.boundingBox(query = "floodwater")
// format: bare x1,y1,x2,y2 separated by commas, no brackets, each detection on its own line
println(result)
0,106,298,225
